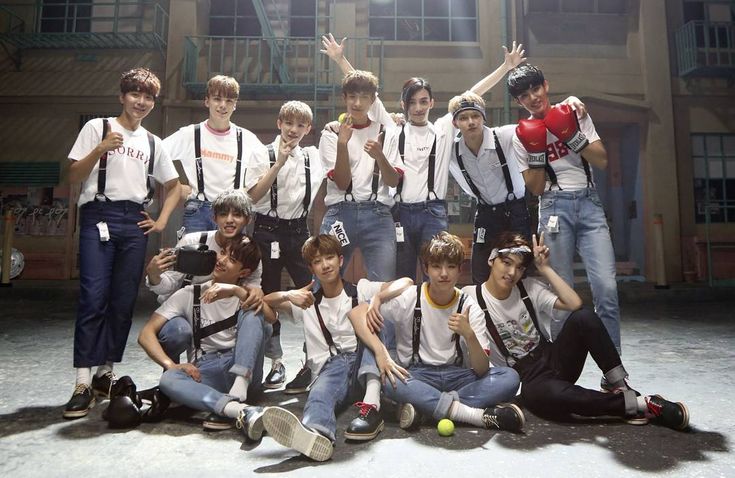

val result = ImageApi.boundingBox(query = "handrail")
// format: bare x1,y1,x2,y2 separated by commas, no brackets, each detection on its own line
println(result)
675,20,735,76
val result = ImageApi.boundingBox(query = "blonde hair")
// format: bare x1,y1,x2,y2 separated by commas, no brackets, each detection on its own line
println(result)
279,101,313,125
206,75,239,99
420,232,465,267
342,70,379,96
448,91,485,115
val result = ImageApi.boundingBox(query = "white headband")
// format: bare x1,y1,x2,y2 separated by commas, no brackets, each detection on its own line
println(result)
488,245,532,261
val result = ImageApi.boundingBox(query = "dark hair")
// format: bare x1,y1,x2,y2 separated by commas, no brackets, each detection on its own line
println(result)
226,235,261,273
302,234,343,263
401,77,433,111
120,67,161,99
507,64,545,99
492,231,534,268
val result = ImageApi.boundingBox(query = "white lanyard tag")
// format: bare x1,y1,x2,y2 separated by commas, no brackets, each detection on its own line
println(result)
395,223,405,243
271,241,280,259
475,227,486,244
330,220,350,246
96,221,110,242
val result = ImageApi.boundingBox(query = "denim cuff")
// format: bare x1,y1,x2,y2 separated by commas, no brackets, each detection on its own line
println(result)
214,394,239,416
433,390,459,421
303,420,336,443
604,364,628,385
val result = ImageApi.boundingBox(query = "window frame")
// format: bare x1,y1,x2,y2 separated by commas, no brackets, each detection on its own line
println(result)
692,133,735,224
368,0,478,43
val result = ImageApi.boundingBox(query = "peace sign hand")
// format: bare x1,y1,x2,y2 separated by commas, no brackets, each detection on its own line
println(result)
533,233,550,269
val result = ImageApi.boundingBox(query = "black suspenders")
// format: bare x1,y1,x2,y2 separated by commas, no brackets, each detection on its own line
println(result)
410,283,467,366
344,124,386,202
266,144,312,218
183,232,209,286
312,282,359,357
545,151,593,191
194,124,243,201
454,130,517,205
95,118,155,205
475,282,548,366
395,124,438,202
192,284,239,360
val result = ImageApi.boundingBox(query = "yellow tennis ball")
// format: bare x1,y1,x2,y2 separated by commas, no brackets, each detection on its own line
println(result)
338,112,347,123
437,418,454,437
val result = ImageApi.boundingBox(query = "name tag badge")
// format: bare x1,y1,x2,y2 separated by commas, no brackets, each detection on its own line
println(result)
96,221,110,242
330,220,350,246
476,227,486,244
271,241,280,259
547,215,559,234
395,223,405,243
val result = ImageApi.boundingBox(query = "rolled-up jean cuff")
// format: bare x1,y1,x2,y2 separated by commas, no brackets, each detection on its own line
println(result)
357,363,380,385
604,364,628,385
623,389,638,417
228,364,252,379
214,393,239,416
433,390,459,421
306,422,336,443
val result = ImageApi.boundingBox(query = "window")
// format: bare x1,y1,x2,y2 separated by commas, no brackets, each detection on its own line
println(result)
527,0,627,14
209,0,261,36
39,0,92,33
368,0,477,42
290,0,318,37
692,134,735,224
683,0,735,23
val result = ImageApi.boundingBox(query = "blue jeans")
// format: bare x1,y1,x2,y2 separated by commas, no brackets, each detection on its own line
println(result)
538,188,621,352
158,316,192,364
74,201,148,367
158,310,271,415
471,198,531,284
302,346,380,442
382,364,520,421
319,201,396,281
182,199,216,235
393,200,448,280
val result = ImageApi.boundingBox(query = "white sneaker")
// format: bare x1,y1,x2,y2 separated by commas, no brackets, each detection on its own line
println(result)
262,407,333,462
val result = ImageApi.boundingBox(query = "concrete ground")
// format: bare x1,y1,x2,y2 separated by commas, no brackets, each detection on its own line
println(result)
0,281,733,478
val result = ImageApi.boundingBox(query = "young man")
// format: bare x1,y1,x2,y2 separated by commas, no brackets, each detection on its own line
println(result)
246,101,324,391
350,232,524,433
163,75,265,234
447,92,532,285
508,64,622,355
138,237,273,438
318,69,402,281
463,232,689,430
64,68,181,419
144,191,264,419
261,234,412,461
321,35,527,281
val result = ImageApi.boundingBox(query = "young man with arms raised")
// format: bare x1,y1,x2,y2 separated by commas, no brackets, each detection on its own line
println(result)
261,234,412,461
462,232,689,430
64,67,181,418
350,232,524,433
138,236,274,440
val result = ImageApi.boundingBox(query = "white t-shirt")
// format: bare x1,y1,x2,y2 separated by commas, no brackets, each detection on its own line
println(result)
380,283,490,367
319,120,401,207
513,113,601,191
282,279,382,375
462,279,557,367
249,136,324,219
162,121,265,201
146,230,262,303
155,281,241,360
368,97,454,203
449,124,527,205
69,117,177,207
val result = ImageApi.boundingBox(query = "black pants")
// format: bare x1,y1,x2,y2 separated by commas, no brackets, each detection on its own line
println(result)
516,308,627,419
254,214,312,339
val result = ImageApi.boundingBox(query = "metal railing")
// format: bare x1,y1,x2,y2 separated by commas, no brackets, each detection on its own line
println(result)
675,20,735,77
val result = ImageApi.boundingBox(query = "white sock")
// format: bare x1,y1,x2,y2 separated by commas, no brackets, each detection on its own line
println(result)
448,401,485,427
222,400,248,419
75,367,92,387
636,396,648,413
362,374,381,410
229,376,250,402
95,361,114,377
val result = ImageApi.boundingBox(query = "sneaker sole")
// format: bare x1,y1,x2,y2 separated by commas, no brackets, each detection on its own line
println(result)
263,407,333,462
399,405,417,430
282,387,309,395
263,382,285,390
343,420,384,441
673,401,690,430
623,416,649,426
247,413,265,441
203,420,234,431
62,397,96,419
500,403,526,431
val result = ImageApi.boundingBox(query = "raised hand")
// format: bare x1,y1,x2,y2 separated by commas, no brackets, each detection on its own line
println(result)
287,280,316,310
100,131,123,153
320,33,346,61
503,40,526,70
278,137,299,164
532,232,550,269
146,248,177,279
364,130,385,159
337,114,354,144
448,306,473,339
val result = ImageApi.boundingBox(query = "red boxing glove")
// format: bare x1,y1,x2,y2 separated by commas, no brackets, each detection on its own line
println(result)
544,104,588,153
516,119,547,168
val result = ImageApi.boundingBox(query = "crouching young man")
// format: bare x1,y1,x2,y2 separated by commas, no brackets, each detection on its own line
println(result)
261,234,412,461
463,232,689,430
138,236,275,440
350,232,524,433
